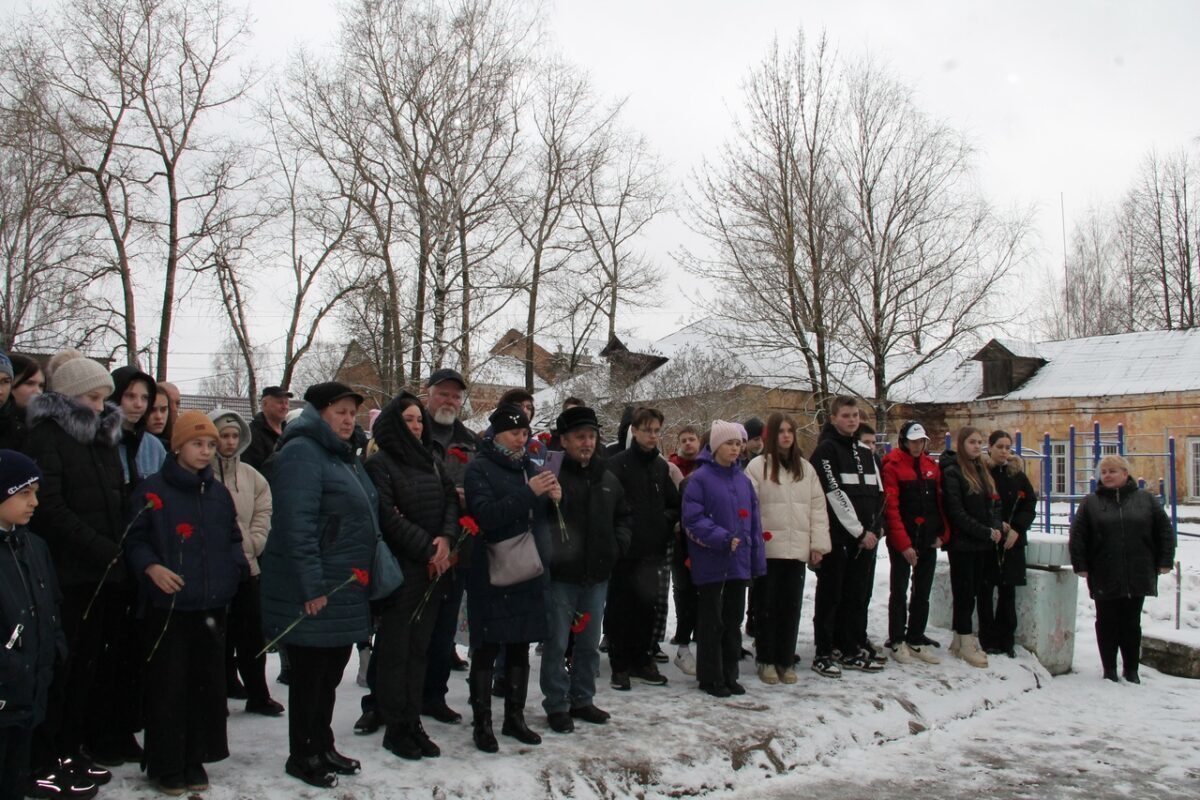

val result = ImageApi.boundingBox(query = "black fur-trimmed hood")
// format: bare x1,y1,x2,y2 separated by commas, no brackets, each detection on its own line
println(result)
27,391,124,447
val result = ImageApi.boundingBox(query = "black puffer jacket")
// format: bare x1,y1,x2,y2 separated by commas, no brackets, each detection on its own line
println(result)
0,526,65,727
939,450,1000,553
365,394,460,590
0,397,29,451
23,392,126,587
551,454,633,584
988,454,1038,586
1069,477,1175,600
606,445,679,560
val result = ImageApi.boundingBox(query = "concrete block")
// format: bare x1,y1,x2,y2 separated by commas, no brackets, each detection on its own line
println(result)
1141,634,1200,679
929,561,1077,675
1026,533,1071,568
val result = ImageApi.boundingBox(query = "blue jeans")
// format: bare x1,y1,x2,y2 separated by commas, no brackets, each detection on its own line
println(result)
540,581,607,714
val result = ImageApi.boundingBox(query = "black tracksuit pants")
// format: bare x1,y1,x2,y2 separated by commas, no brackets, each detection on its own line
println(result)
1094,595,1145,674
887,545,938,645
375,576,439,731
287,644,352,759
142,608,229,779
225,576,271,705
695,580,747,686
607,558,662,673
813,541,874,656
753,559,806,669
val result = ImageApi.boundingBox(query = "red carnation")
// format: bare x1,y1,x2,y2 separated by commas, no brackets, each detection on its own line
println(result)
915,516,926,525
175,523,193,540
991,494,1001,501
570,611,592,634
762,531,773,542
684,558,691,570
1017,491,1027,499
738,508,749,519
447,447,469,464
537,431,551,443
352,568,370,586
459,515,481,536
145,492,164,511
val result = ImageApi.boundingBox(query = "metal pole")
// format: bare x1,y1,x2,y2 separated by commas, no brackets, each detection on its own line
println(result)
1015,430,1023,458
1093,420,1101,471
1043,432,1052,534
1069,424,1077,524
945,432,952,453
1177,561,1183,631
1117,423,1125,456
1169,436,1179,533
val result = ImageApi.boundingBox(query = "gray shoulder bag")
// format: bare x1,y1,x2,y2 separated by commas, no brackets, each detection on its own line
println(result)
487,472,544,587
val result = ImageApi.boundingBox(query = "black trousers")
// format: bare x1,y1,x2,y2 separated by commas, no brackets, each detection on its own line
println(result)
607,558,662,673
225,577,270,705
375,577,439,730
887,545,938,645
978,584,1017,651
1094,595,1145,673
0,725,31,800
422,568,465,707
812,542,874,656
287,644,352,759
695,580,748,686
671,539,697,646
142,608,228,779
753,560,805,668
948,549,991,635
32,583,121,770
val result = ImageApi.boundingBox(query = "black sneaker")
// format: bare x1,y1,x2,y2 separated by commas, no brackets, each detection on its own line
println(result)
726,679,746,695
610,671,631,691
547,711,574,733
185,763,209,791
27,763,99,799
652,646,669,664
630,664,668,686
63,756,111,786
699,682,731,698
569,704,610,724
811,655,843,678
246,698,285,716
841,648,885,672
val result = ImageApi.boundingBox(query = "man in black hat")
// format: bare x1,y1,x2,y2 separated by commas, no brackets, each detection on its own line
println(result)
244,385,292,472
539,406,632,735
420,368,481,725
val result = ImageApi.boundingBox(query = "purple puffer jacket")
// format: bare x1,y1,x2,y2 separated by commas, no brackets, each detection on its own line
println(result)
681,447,766,586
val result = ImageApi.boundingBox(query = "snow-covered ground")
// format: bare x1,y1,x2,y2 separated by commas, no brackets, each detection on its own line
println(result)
97,535,1200,799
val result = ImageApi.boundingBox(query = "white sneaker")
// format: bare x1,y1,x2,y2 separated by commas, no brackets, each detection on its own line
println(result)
908,644,941,665
674,646,697,676
356,645,371,688
890,642,915,664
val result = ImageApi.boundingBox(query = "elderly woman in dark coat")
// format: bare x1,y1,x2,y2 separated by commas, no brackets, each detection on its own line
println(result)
365,392,459,761
463,403,559,753
259,383,378,788
1070,454,1175,684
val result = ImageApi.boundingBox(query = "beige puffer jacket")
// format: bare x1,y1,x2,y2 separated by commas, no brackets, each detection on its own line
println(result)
209,409,272,576
746,454,831,561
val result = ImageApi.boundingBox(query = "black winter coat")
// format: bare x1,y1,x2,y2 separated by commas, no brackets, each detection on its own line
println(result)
0,397,29,452
940,453,1001,553
124,458,248,613
606,445,679,560
23,392,127,587
988,455,1038,587
365,394,460,591
1069,478,1175,600
464,440,551,647
0,526,64,727
242,412,282,473
553,454,632,584
429,418,480,567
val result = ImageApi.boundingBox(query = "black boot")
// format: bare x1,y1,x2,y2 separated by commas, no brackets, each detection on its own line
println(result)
500,663,541,746
469,666,499,753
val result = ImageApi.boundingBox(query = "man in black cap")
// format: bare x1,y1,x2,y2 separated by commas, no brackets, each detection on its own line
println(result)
420,368,480,725
539,406,632,735
244,385,292,472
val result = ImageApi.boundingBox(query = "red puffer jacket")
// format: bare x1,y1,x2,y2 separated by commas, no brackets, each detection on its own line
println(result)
881,448,950,552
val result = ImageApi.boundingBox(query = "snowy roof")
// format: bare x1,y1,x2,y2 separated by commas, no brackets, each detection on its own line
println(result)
469,355,549,391
985,338,1047,360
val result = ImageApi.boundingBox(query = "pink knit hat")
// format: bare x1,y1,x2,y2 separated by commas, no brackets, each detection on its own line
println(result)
709,419,746,448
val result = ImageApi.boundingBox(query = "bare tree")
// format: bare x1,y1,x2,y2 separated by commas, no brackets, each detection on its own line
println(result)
682,32,847,418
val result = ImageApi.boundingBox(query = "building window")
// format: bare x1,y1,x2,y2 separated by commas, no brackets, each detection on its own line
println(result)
1188,438,1200,500
1050,439,1118,496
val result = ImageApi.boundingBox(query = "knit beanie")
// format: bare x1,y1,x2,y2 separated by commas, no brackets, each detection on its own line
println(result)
710,419,747,448
0,449,41,498
172,409,220,452
0,351,12,380
47,350,114,398
489,403,531,435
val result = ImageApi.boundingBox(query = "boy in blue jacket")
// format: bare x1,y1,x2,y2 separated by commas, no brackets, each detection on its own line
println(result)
0,450,66,800
125,411,248,796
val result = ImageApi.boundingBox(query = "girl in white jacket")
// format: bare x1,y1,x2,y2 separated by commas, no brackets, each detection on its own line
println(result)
746,412,831,684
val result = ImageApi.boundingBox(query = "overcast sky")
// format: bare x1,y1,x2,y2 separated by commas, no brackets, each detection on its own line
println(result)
7,0,1198,389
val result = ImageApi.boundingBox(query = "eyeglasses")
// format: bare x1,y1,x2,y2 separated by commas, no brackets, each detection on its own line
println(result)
638,427,662,436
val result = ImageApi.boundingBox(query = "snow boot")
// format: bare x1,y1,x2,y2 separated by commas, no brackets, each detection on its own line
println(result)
756,664,779,685
948,633,962,656
957,634,988,668
500,664,542,745
468,668,499,753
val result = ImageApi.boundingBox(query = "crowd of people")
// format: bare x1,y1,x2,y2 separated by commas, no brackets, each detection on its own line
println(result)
0,350,1178,798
